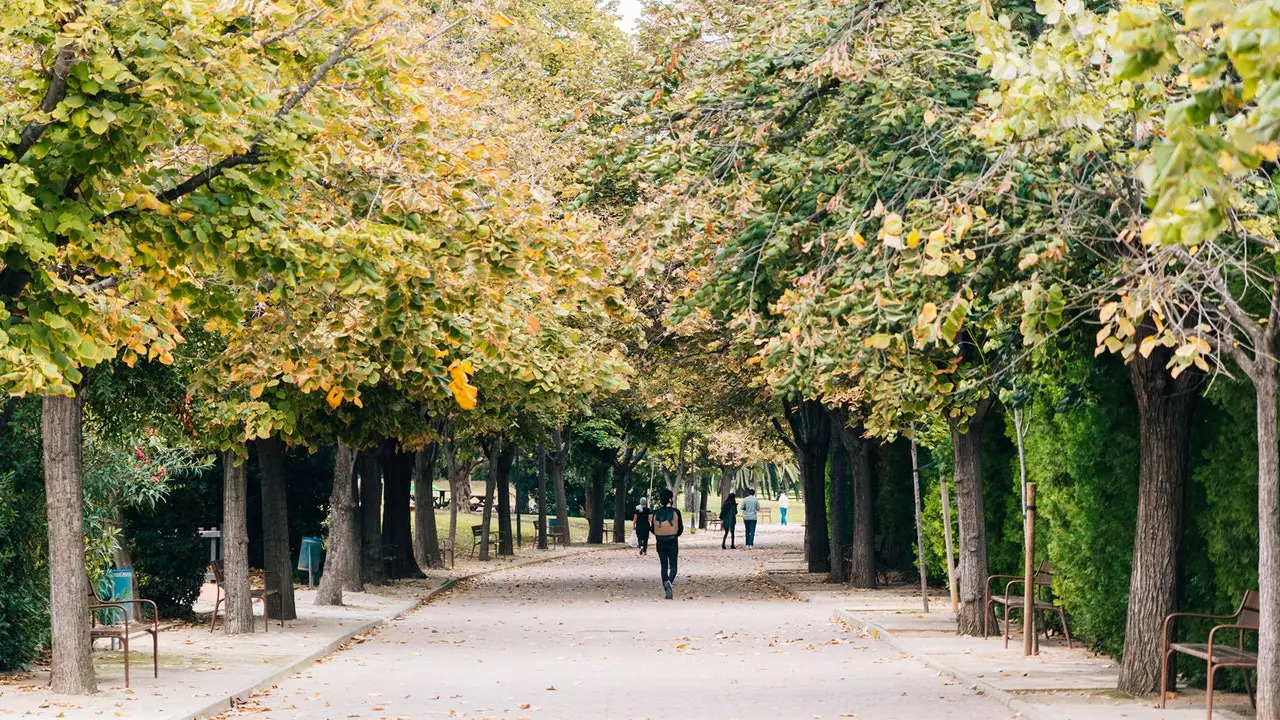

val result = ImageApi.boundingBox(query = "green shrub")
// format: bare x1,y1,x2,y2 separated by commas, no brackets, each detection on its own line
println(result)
0,471,48,670
124,465,221,618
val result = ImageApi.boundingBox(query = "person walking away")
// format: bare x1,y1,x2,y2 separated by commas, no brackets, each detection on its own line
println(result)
652,489,683,599
777,490,789,526
634,496,653,555
720,492,738,549
741,489,760,548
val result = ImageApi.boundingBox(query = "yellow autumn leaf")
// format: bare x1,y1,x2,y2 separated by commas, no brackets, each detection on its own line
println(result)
325,386,343,409
1017,253,1038,270
526,315,539,333
1261,143,1280,163
919,302,939,324
475,52,493,71
864,333,892,350
745,356,762,366
176,211,194,222
491,11,516,28
923,109,937,126
250,383,265,399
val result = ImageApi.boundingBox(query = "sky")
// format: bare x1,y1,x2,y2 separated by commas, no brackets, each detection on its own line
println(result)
615,0,642,32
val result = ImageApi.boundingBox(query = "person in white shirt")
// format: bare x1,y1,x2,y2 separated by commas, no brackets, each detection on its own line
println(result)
741,489,760,547
777,491,789,525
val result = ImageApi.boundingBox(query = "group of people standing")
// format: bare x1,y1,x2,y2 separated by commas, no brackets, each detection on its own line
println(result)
716,489,760,549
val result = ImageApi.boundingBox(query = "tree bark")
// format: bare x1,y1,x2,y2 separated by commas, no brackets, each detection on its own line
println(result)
1253,364,1280,720
479,440,499,561
613,450,633,544
381,441,423,578
221,450,253,634
253,436,296,620
495,443,515,556
43,393,96,694
950,401,993,636
358,449,384,585
413,444,443,569
551,427,571,545
783,398,831,573
698,474,711,529
1118,341,1198,695
826,420,851,584
586,461,609,544
837,421,876,588
317,442,358,605
537,447,549,550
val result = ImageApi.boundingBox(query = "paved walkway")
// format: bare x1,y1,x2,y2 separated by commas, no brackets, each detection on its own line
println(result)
220,525,1011,720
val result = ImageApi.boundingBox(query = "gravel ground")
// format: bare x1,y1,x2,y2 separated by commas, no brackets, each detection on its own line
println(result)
221,526,1015,720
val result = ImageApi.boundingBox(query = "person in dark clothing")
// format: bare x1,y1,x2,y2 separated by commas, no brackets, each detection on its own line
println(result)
633,496,653,555
720,492,738,549
652,488,683,599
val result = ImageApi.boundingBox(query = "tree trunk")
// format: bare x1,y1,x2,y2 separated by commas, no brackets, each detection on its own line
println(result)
951,402,992,636
381,442,423,578
784,398,831,573
1118,343,1198,695
253,436,296,621
537,447,549,550
1253,365,1280,720
43,393,96,694
358,449,384,585
221,450,253,634
586,462,608,544
495,443,515,556
317,443,358,605
413,445,442,570
837,422,876,588
698,474,710,529
551,428,570,545
479,441,499,561
718,465,736,503
826,421,851,584
613,452,632,544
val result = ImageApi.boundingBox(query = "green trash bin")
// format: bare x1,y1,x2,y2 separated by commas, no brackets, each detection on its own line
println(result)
298,536,322,586
97,569,134,623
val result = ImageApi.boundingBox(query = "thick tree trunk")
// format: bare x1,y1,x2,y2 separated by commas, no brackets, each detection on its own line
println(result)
495,443,515,556
221,450,253,634
551,428,570,544
253,437,296,621
413,445,442,570
381,442,423,578
951,402,992,636
537,447,549,550
838,422,876,588
613,466,629,543
1252,365,1280,720
698,474,710,529
784,398,831,573
358,449,384,585
1118,343,1198,695
586,463,608,544
43,393,96,694
718,465,736,503
317,443,358,605
479,441,499,561
826,422,851,584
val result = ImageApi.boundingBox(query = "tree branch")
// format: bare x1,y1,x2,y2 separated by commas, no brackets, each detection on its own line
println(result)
3,43,77,167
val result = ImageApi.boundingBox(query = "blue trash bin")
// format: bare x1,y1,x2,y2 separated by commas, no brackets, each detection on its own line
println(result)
298,536,322,585
97,569,134,623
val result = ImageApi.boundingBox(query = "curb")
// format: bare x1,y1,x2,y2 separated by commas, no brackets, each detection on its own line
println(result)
184,544,614,720
835,608,1049,720
761,569,809,603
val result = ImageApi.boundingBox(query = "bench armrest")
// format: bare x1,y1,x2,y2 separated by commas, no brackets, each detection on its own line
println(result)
88,602,129,630
1208,623,1257,659
985,574,1021,599
105,598,160,625
1162,610,1239,653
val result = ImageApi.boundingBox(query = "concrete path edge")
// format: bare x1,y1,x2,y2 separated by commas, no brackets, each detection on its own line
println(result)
178,545,617,720
835,608,1047,720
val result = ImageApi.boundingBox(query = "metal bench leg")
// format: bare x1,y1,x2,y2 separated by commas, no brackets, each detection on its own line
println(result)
1206,662,1216,720
152,629,158,679
123,634,130,688
1161,649,1172,708
1243,666,1256,709
1057,607,1072,649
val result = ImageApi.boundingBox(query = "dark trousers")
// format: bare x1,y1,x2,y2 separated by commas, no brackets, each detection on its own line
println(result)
722,522,736,548
637,529,650,552
744,519,757,547
657,538,678,583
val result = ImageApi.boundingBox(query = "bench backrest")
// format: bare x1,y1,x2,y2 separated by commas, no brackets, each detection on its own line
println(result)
1033,560,1054,587
471,525,485,538
1239,590,1261,629
211,559,225,585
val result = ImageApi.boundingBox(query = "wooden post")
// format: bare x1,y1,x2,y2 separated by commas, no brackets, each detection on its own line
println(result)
910,434,929,613
940,476,959,613
1023,482,1038,656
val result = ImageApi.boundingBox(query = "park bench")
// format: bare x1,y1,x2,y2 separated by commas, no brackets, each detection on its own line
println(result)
758,507,772,523
209,559,283,633
469,524,499,558
438,538,457,568
87,578,158,688
706,514,721,532
548,518,570,547
1161,590,1259,719
983,560,1072,648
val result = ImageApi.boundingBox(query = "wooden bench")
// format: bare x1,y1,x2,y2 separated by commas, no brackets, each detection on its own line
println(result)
1162,590,1258,719
547,518,569,547
470,524,499,557
87,578,158,688
983,560,1072,649
758,507,772,523
209,560,283,633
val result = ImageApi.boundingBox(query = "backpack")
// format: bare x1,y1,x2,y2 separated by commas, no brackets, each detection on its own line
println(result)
652,507,680,537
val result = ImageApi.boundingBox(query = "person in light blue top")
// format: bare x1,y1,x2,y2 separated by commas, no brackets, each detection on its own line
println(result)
741,488,760,548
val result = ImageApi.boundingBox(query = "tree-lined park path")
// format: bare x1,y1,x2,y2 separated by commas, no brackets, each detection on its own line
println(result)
223,527,1011,720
